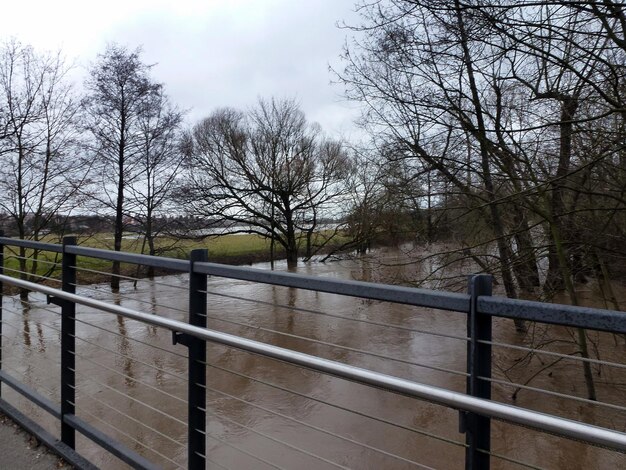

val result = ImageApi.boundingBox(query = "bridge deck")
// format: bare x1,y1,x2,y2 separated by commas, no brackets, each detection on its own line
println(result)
0,413,71,470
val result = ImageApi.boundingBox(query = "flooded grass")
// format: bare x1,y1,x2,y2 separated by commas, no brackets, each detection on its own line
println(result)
1,231,352,284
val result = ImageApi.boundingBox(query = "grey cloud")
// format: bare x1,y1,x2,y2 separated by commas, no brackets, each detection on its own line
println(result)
97,0,361,137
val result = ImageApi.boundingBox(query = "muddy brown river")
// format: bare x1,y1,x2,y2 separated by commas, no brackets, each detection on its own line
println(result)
1,248,625,469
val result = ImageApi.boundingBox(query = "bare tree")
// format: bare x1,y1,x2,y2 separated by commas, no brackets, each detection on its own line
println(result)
339,0,626,399
339,1,524,304
126,88,184,275
0,40,85,296
181,98,350,268
83,44,161,290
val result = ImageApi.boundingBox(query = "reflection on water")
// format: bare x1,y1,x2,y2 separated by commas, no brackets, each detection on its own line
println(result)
21,300,31,349
1,250,625,469
116,315,135,389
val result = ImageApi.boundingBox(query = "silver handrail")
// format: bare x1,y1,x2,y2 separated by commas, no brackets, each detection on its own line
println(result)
2,274,625,453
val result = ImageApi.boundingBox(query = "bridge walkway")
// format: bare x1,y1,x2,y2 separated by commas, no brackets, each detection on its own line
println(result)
0,412,71,469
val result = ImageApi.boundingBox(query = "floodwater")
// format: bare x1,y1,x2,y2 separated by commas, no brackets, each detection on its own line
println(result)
1,247,626,469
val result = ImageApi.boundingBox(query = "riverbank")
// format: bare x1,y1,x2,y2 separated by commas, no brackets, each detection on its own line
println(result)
1,231,352,286
4,232,347,277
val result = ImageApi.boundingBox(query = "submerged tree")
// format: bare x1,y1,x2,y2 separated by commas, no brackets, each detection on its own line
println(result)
181,98,350,268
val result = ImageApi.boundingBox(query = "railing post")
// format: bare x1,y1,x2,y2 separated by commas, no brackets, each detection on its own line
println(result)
61,236,77,448
0,230,4,399
465,274,492,470
188,249,207,469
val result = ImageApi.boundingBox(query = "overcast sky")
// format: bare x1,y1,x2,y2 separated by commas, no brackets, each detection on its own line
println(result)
1,0,362,139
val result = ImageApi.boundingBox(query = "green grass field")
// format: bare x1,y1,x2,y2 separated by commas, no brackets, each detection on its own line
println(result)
1,230,351,282
79,232,277,258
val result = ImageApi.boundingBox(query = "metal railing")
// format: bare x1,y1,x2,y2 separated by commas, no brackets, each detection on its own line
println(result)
0,234,625,469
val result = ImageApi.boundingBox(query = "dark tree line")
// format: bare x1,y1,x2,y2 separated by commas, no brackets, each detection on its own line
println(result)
339,0,625,294
338,0,626,399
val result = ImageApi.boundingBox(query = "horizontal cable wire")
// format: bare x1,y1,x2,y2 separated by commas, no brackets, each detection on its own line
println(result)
7,299,62,317
33,321,62,336
70,283,190,316
73,402,185,470
6,325,440,470
203,288,469,342
0,331,61,401
0,319,20,333
203,361,466,449
72,349,188,405
72,265,188,291
203,432,286,470
189,451,231,470
5,299,63,324
71,364,187,428
7,254,61,267
73,265,140,281
19,318,63,337
201,409,353,470
482,339,626,370
482,376,626,413
71,328,188,383
0,363,59,401
1,266,62,283
1,318,34,334
1,319,62,351
70,279,150,297
196,454,231,470
204,384,434,468
8,256,624,467
477,448,546,470
71,316,188,360
78,390,185,449
201,312,468,378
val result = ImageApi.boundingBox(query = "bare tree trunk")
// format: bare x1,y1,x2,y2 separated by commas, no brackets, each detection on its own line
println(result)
112,121,125,292
286,215,298,269
147,234,156,279
426,170,433,243
304,208,318,261
454,1,523,330
551,222,597,400
596,252,621,311
146,207,155,278
19,245,28,301
270,204,275,270
545,242,565,293
545,98,579,293
511,206,540,294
